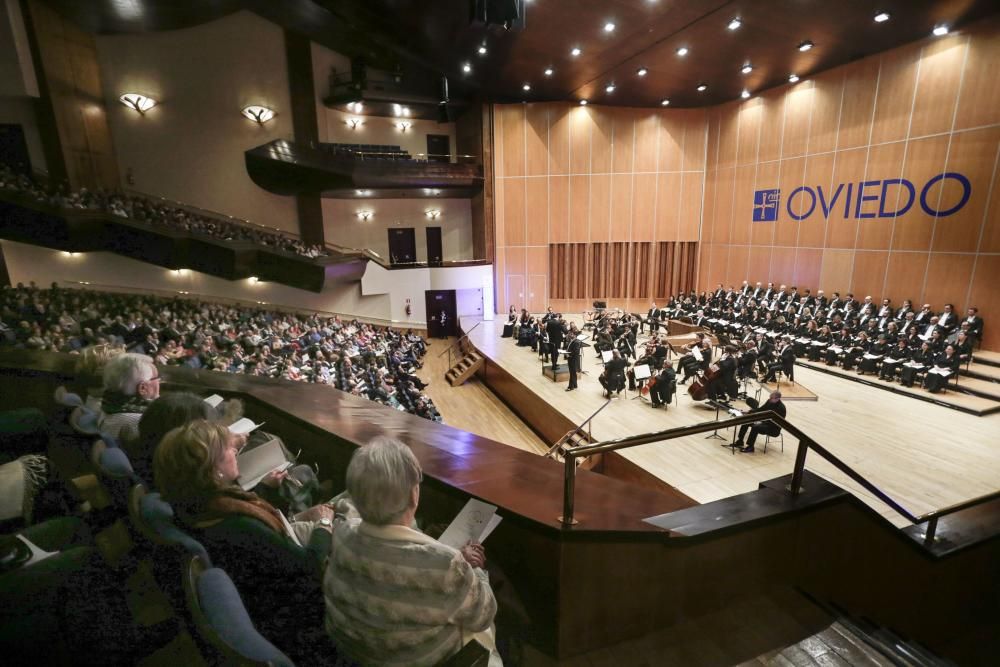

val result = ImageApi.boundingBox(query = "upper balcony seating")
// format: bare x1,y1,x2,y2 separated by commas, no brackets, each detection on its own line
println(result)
319,143,413,161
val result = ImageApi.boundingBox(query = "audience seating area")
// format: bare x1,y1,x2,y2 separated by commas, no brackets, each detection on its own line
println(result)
0,284,442,422
319,142,414,160
0,164,329,259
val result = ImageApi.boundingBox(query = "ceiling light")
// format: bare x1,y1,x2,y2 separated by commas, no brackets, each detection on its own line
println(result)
241,105,275,123
660,99,670,106
462,62,471,73
544,67,554,76
676,46,689,57
478,45,487,55
874,11,890,23
605,83,616,93
637,67,648,77
571,47,582,56
798,40,814,52
933,24,949,36
604,22,616,33
741,63,753,74
356,189,371,196
119,93,156,113
347,101,364,113
579,99,588,106
741,89,751,99
788,73,800,83
522,83,531,91
401,107,410,116
727,18,742,31
697,84,707,92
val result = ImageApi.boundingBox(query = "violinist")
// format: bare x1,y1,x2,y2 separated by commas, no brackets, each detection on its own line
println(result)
599,350,627,398
738,340,758,380
763,337,795,383
594,323,614,357
677,334,710,385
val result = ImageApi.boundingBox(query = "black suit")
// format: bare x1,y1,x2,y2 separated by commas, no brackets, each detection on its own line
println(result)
546,319,565,369
964,315,984,341
645,308,661,333
737,398,787,451
600,358,627,396
567,338,582,389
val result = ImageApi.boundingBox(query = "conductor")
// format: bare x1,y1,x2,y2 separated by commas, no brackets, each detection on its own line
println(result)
733,390,786,454
546,313,565,370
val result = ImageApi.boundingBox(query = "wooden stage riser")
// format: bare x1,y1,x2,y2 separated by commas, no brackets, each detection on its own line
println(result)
477,359,579,446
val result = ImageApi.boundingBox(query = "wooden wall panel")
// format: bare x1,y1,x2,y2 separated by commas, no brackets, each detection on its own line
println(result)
634,112,659,173
923,253,972,312
793,248,823,291
632,173,657,241
525,177,549,246
494,246,506,312
736,98,762,167
712,169,734,244
707,244,730,289
955,18,1000,131
591,107,613,174
826,148,868,248
837,58,880,150
659,112,684,173
757,89,785,164
589,174,611,242
705,108,721,170
856,141,905,250
494,177,506,246
681,109,707,172
506,273,524,311
781,83,813,159
892,135,948,251
983,147,1000,253
679,173,703,242
610,174,633,241
725,245,749,287
549,175,569,243
654,173,681,242
798,153,835,248
717,103,739,170
769,247,796,285
809,70,844,155
967,255,1000,350
527,246,548,276
774,158,805,246
527,274,547,313
501,105,525,177
883,251,929,307
735,163,762,245
612,110,635,174
549,107,571,175
851,251,889,300
701,170,717,243
569,175,590,242
525,104,549,177
871,44,920,145
934,127,1000,252
570,107,592,174
909,35,966,139
506,246,526,278
819,249,854,293
747,245,772,280
503,177,526,246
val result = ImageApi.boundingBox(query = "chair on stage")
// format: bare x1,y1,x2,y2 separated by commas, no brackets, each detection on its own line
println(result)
763,431,784,453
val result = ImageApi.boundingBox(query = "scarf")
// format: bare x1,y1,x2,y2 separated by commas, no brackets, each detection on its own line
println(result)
194,489,286,535
101,390,150,416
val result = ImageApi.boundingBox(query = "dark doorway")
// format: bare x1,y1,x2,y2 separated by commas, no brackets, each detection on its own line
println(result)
426,227,442,266
426,134,450,163
0,125,31,174
388,227,416,265
425,289,457,339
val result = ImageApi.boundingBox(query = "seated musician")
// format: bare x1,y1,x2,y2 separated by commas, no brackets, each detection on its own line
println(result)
649,365,676,408
763,337,795,383
629,337,661,390
643,302,661,334
676,334,708,385
923,344,960,394
594,324,614,357
738,340,758,379
599,350,627,398
706,345,739,403
900,341,934,387
516,317,538,348
734,391,787,454
878,338,911,381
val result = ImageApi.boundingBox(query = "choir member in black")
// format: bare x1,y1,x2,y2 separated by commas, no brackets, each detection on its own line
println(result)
841,331,870,372
599,350,627,397
884,321,900,345
706,346,739,403
734,390,787,454
792,320,814,357
938,303,958,333
643,302,661,334
923,344,960,394
755,334,774,375
763,337,795,383
565,335,582,392
649,365,676,408
545,314,565,370
900,341,934,387
859,334,889,375
963,307,984,342
927,328,946,353
879,338,911,382
809,324,832,362
953,331,974,365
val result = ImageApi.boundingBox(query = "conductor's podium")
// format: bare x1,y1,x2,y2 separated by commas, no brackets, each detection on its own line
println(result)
542,364,571,382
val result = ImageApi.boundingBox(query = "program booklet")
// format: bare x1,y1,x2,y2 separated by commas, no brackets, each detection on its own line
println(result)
236,437,293,490
438,498,502,549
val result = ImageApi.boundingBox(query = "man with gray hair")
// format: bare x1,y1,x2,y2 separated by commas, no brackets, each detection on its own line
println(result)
324,437,502,666
99,353,160,439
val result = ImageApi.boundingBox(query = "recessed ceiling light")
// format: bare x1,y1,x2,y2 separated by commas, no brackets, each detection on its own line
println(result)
571,47,582,57
605,83,616,93
637,67,648,77
462,63,471,73
604,22,616,33
676,46,689,57
727,17,742,31
697,84,707,92
544,67,554,76
798,40,814,52
522,83,531,91
478,45,487,55
933,24,949,36
741,89,751,99
580,99,588,106
874,11,890,23
660,99,670,106
741,63,753,74
788,73,800,83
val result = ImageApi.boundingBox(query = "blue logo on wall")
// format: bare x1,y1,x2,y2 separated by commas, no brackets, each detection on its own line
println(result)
753,189,781,222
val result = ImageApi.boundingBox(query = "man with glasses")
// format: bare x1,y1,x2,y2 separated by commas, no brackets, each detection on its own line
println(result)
99,353,162,439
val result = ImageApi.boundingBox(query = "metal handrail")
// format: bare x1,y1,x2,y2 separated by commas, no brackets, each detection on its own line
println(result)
574,398,612,442
438,321,482,359
559,411,930,530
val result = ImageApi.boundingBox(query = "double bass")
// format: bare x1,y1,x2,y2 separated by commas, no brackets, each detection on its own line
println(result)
688,363,720,401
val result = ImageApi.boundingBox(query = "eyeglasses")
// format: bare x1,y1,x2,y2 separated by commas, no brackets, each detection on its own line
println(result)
146,373,161,383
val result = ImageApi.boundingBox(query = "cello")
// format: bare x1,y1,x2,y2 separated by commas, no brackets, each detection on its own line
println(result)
688,363,720,401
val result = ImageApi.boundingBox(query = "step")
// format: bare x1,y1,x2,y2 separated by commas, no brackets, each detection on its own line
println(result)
953,375,1000,401
963,361,1000,383
972,350,1000,367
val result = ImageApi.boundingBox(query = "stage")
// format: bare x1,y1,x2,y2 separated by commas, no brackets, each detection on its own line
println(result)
462,316,1000,528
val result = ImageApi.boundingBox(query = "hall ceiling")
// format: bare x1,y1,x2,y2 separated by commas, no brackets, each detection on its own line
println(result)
40,0,1000,108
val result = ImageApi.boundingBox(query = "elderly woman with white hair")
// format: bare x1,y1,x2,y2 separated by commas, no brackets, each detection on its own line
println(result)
324,437,502,666
98,352,161,439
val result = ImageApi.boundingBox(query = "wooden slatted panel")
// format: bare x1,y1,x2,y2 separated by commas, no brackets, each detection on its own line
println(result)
549,243,589,299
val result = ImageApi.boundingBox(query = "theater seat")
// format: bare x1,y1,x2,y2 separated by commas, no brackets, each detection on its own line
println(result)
183,554,295,667
127,484,210,564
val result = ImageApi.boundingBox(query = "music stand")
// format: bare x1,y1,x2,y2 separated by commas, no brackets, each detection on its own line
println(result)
600,350,613,364
577,335,591,375
705,400,726,441
631,364,651,401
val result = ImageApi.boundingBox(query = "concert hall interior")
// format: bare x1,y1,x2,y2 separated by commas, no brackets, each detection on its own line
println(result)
2,1,1000,665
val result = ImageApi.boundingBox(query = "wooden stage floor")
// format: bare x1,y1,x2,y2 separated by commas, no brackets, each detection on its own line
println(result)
462,316,1000,528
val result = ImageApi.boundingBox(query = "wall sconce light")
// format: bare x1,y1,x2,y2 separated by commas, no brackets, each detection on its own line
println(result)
425,209,441,219
248,276,260,284
356,210,373,221
172,268,189,276
395,121,412,132
346,118,364,129
119,93,157,113
241,105,275,123
347,101,364,113
61,251,80,258
355,189,371,196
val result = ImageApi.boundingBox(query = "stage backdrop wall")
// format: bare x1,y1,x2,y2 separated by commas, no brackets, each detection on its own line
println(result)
699,16,1000,350
493,102,708,315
